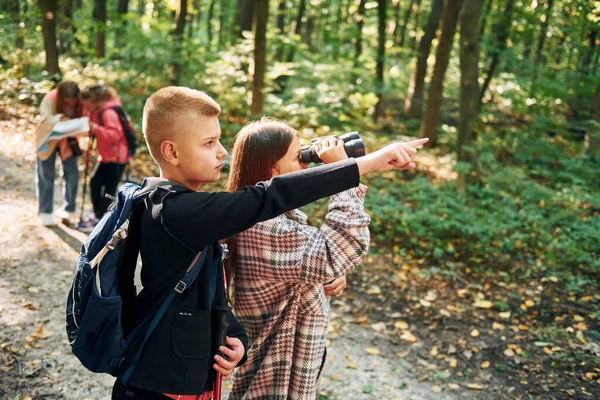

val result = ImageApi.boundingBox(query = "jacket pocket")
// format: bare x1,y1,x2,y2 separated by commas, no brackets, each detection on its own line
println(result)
171,307,211,359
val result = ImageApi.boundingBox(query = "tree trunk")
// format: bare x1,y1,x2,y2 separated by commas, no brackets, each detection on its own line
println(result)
275,0,286,60
286,0,307,62
206,0,215,49
170,0,188,85
392,0,401,40
580,28,598,75
93,0,107,58
530,0,554,95
584,77,600,156
9,0,24,49
218,0,228,49
479,0,515,103
137,0,145,16
115,0,129,51
58,0,75,53
408,0,422,52
404,0,444,118
457,0,484,190
39,0,61,76
398,0,414,47
233,0,253,39
354,0,366,67
478,0,492,40
251,0,268,115
419,0,461,145
302,13,316,50
374,0,387,120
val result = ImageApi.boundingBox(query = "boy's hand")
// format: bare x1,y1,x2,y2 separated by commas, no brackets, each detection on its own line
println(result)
213,336,245,380
314,137,348,164
324,275,346,297
356,138,428,175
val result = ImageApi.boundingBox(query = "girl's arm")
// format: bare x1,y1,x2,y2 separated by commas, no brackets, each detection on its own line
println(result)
238,185,370,284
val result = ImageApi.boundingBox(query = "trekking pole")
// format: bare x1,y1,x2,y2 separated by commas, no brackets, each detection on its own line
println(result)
79,135,95,223
213,308,231,400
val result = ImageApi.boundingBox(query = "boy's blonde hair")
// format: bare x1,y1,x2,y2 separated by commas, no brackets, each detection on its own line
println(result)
143,86,221,162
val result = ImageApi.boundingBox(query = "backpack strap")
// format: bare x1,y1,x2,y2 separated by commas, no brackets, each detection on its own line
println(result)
120,246,209,384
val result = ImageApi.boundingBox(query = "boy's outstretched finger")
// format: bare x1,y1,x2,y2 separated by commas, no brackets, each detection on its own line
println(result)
403,138,429,148
398,162,416,169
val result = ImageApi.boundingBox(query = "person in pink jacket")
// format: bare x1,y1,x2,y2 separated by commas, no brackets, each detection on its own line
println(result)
78,85,131,232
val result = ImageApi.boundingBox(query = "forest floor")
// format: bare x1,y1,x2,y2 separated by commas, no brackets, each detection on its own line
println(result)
0,109,598,400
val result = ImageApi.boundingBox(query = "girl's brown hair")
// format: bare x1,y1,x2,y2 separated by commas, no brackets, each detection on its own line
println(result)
55,81,83,118
80,84,118,104
223,118,297,301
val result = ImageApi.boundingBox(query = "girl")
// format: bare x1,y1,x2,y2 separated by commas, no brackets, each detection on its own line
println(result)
78,85,130,232
225,119,370,400
35,80,84,226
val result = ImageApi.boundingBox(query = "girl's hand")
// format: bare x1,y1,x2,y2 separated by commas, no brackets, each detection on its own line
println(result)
213,336,245,380
313,137,348,164
324,275,347,297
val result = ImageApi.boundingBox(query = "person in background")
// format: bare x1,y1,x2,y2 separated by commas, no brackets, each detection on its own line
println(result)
78,85,130,232
35,80,84,226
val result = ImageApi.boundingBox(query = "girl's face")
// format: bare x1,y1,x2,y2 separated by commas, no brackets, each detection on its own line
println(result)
270,136,308,177
82,98,104,112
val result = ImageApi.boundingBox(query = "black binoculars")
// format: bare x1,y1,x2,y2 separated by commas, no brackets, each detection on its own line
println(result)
299,131,366,164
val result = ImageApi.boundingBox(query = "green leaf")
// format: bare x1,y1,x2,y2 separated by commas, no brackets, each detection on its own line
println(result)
362,384,373,394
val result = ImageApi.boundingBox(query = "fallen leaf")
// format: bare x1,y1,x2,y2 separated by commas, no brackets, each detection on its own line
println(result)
330,374,340,380
361,384,373,394
419,299,432,307
401,332,417,343
371,322,386,332
504,348,515,357
430,346,439,356
29,323,52,340
448,383,460,389
347,363,359,369
534,342,549,347
20,302,40,311
467,383,485,390
367,286,381,295
573,315,585,322
480,361,490,369
470,329,480,338
543,347,553,355
518,324,529,331
492,322,505,330
573,322,588,331
424,290,437,302
366,347,381,355
28,286,40,294
396,350,410,358
499,311,511,319
448,358,458,368
525,299,535,307
432,385,442,393
394,320,409,330
473,300,493,309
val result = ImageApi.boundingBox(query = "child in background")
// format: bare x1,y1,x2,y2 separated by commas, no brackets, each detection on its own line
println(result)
35,80,84,226
78,85,130,232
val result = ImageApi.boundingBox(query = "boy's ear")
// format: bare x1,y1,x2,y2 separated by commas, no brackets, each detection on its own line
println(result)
160,140,180,166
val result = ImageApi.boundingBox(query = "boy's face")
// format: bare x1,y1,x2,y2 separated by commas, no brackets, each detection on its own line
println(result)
172,114,228,189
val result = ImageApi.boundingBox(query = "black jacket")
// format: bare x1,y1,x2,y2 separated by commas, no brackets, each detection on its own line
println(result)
123,159,360,394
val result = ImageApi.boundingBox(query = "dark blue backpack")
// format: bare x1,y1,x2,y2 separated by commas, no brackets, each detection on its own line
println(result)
66,182,209,383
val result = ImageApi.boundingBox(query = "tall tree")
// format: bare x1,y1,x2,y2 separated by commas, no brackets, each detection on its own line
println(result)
530,0,554,95
585,77,600,156
233,0,253,39
374,0,387,120
404,0,444,118
170,0,188,85
419,0,461,144
457,0,484,189
408,0,422,52
115,0,129,50
9,0,24,49
218,0,228,49
39,0,61,76
286,0,307,62
251,0,268,115
207,0,216,49
479,0,515,102
398,0,415,47
354,0,367,68
93,0,107,58
275,0,287,60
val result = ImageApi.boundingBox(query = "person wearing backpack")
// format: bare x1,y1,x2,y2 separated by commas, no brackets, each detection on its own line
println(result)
78,85,133,232
66,86,427,400
34,80,85,226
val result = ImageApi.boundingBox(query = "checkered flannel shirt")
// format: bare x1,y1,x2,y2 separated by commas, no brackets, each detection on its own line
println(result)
228,185,370,400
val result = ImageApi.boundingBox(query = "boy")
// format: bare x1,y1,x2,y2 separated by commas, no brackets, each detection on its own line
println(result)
112,86,427,399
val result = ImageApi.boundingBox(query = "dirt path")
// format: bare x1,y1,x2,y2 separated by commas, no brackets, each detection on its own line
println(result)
0,118,468,400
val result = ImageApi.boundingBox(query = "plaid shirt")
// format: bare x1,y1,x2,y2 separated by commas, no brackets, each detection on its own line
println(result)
228,185,370,400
